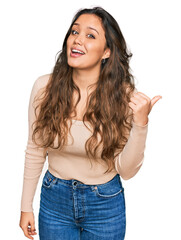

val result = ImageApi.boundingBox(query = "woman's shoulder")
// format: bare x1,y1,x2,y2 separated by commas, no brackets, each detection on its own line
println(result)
35,73,52,89
30,73,52,102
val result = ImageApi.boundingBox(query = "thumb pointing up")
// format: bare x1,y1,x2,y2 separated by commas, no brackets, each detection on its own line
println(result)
129,92,162,126
150,95,162,112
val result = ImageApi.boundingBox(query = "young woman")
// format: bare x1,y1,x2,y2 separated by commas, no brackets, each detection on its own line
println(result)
19,7,162,240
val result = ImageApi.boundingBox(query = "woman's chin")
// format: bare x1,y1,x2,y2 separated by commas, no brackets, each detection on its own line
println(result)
67,60,79,68
68,62,85,69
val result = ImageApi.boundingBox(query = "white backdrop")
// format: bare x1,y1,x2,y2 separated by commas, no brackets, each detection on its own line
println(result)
0,0,180,239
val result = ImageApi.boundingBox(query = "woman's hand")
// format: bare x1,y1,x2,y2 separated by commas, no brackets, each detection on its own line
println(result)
19,211,37,239
128,92,162,126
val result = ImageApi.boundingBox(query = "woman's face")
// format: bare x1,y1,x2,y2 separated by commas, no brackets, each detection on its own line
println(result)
67,14,110,71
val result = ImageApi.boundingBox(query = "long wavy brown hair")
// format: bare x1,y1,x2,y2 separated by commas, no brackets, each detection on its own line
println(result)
32,7,136,174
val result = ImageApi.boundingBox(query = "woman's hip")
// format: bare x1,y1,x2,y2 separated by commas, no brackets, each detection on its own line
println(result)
39,169,126,239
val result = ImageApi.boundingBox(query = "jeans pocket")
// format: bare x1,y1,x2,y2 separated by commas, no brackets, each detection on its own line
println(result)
95,182,124,199
42,171,57,189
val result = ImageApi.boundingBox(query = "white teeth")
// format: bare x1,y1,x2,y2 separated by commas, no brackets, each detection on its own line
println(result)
72,49,84,54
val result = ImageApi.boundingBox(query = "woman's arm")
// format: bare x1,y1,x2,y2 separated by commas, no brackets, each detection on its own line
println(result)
20,75,49,212
19,75,50,239
115,91,162,180
114,121,148,180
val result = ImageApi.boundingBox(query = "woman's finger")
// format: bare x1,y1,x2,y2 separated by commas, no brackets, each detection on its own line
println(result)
132,93,151,106
128,101,137,111
150,96,162,108
22,225,34,240
136,92,151,101
30,220,37,235
130,96,140,105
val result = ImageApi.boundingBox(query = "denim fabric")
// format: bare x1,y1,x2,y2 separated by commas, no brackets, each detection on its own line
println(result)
38,170,126,240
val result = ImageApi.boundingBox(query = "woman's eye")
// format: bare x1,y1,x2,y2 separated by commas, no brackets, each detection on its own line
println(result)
71,30,95,39
87,34,95,39
71,30,78,35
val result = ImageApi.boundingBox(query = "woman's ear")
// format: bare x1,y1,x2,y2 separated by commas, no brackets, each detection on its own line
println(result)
103,48,111,60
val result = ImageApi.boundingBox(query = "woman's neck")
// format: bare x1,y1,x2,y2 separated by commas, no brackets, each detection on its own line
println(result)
72,69,100,93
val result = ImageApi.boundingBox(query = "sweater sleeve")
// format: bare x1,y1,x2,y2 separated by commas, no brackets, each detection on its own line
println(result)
20,76,48,212
114,120,148,180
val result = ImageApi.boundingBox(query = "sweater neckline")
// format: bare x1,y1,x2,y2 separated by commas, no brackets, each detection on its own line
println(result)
71,119,88,126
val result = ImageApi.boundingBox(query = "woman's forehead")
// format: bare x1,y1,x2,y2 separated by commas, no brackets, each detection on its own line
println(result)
73,14,104,33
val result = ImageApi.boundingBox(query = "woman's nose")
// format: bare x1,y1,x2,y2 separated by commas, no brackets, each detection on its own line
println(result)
74,34,84,45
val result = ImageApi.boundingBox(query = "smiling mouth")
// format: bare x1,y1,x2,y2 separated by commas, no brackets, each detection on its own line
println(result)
72,49,85,54
70,48,85,57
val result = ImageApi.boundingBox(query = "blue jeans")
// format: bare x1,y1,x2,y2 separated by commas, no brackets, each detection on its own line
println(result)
38,170,126,240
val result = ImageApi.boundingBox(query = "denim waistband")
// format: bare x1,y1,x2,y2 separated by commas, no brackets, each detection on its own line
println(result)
44,169,122,189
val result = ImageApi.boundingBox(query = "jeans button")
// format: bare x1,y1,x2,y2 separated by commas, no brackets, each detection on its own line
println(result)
73,181,77,186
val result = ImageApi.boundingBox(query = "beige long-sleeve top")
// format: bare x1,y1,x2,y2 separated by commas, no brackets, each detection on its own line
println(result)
20,74,148,212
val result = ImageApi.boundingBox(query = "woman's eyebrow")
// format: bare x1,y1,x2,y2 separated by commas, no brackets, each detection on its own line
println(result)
88,26,99,35
72,23,99,35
